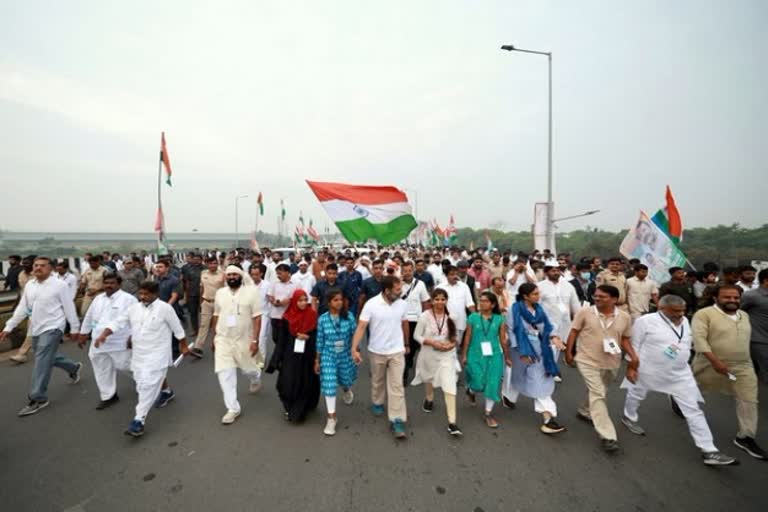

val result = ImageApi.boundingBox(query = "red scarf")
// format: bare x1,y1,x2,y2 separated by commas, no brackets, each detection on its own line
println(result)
282,289,318,336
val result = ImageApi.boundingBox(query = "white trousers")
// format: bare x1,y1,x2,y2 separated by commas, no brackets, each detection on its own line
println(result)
89,350,132,400
504,386,558,417
134,367,168,423
623,386,717,453
217,367,261,413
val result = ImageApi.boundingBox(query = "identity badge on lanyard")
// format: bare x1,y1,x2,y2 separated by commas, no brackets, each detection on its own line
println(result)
294,338,306,353
660,314,685,360
594,307,621,355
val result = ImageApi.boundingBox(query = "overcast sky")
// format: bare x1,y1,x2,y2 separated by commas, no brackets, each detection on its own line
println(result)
1,1,765,235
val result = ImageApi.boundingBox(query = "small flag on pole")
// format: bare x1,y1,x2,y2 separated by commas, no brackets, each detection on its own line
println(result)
257,192,264,216
160,132,172,186
651,185,683,244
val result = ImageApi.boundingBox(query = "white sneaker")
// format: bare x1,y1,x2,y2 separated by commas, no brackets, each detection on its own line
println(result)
249,380,262,394
554,375,563,383
342,389,354,405
221,410,241,424
324,417,337,436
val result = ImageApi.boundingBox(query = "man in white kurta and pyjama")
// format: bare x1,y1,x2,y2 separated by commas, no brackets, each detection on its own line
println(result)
213,266,264,424
79,274,137,409
620,294,738,465
97,281,186,437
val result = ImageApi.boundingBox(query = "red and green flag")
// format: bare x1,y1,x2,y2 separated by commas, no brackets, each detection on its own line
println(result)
160,132,172,186
257,192,264,215
651,185,683,244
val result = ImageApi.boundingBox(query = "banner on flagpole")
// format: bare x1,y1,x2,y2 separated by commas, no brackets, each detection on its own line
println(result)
620,211,686,284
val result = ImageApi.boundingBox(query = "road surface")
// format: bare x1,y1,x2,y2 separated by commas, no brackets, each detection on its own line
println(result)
0,344,765,512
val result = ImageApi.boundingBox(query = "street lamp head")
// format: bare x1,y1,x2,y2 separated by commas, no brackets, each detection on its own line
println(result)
500,45,516,51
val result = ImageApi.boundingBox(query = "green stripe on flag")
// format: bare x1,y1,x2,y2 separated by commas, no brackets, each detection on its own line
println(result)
335,214,417,245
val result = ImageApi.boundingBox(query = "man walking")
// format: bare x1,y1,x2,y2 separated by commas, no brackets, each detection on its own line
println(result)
620,294,737,465
78,273,137,409
351,276,410,439
626,264,659,321
692,285,767,460
596,257,628,312
566,285,636,452
79,255,107,317
194,256,225,357
212,266,264,424
1,257,83,416
95,281,187,437
742,269,768,385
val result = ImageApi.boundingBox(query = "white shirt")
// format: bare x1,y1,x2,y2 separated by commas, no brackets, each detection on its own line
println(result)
400,278,430,322
356,264,372,281
265,261,278,284
360,293,408,355
251,279,271,343
621,312,702,400
4,275,80,336
291,271,317,295
537,278,580,340
242,260,252,274
436,281,475,331
213,284,262,342
109,299,185,371
267,280,297,319
427,264,444,285
56,271,79,301
80,289,138,354
737,281,759,292
505,268,537,297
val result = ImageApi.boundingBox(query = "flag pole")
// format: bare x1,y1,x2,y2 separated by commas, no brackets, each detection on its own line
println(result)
156,149,163,254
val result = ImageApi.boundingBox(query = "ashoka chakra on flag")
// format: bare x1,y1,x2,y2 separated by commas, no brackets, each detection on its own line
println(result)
306,180,417,245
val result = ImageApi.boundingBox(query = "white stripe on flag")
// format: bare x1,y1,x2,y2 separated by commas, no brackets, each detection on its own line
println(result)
320,199,412,223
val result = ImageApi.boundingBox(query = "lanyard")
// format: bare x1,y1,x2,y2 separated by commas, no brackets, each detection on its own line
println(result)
658,313,685,342
432,310,447,336
592,306,616,331
479,314,493,339
401,280,416,300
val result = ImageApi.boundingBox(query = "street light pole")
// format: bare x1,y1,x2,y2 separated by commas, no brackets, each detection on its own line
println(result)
501,44,554,252
235,194,248,248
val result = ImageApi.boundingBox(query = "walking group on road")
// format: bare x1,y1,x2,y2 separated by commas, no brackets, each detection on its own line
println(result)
2,247,767,468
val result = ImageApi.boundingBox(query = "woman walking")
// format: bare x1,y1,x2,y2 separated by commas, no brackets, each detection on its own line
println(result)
505,282,567,434
461,292,512,428
315,288,357,436
276,290,320,422
412,288,462,436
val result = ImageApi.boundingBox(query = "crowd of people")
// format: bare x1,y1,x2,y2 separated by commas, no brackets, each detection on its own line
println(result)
1,245,766,467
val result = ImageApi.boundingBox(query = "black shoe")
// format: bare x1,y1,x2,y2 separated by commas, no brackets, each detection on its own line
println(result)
540,419,566,434
502,397,516,409
422,400,434,413
447,423,463,436
669,396,685,419
734,437,768,460
466,389,476,405
602,439,620,453
96,394,120,410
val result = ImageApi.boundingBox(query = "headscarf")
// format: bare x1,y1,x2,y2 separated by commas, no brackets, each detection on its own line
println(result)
282,289,318,336
510,300,559,377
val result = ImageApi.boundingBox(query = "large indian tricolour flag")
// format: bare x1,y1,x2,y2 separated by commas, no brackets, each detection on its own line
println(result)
306,181,417,245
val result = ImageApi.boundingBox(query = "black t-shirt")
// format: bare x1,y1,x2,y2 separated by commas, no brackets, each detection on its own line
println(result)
360,277,382,304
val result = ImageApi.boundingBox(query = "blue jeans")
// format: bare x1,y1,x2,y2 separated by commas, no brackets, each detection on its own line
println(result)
30,329,79,402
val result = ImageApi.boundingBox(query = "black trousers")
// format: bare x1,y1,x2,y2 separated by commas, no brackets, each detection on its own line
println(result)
187,295,201,332
403,321,419,385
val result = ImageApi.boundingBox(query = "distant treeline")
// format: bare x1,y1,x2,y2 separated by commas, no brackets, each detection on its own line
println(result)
456,224,768,268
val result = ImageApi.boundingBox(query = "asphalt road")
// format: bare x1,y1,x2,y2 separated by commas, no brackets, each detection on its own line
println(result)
1,342,766,512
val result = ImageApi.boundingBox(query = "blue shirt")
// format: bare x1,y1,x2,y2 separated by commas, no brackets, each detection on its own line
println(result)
311,279,347,316
157,274,179,303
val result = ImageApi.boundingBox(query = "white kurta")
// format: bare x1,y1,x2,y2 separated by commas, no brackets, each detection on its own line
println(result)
252,279,272,351
537,279,580,341
436,281,475,332
81,290,138,355
291,271,316,295
109,299,186,372
620,312,704,401
213,285,263,373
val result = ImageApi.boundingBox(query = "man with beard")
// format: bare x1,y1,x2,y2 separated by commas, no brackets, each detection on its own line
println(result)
95,281,187,437
211,266,264,424
692,285,767,460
